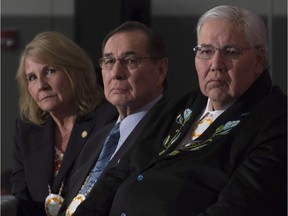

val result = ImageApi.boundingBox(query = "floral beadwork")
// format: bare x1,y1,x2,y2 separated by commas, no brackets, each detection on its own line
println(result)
159,108,193,155
169,120,241,155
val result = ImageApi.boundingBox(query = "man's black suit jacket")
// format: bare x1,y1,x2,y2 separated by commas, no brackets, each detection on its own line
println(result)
58,96,168,214
10,101,117,216
73,70,287,216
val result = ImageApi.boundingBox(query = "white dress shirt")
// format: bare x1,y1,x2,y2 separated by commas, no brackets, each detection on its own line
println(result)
110,95,162,159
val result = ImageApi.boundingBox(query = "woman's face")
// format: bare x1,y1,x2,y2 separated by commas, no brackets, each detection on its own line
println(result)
24,57,75,114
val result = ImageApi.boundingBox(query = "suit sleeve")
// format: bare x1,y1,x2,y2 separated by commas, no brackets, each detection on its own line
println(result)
11,119,25,197
199,110,287,216
10,119,46,216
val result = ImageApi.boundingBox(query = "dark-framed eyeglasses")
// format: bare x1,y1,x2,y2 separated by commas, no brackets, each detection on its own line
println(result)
193,44,259,60
99,56,162,70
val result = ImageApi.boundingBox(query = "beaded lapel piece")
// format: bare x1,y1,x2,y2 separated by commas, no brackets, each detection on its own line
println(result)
159,106,243,156
159,108,193,156
168,120,241,156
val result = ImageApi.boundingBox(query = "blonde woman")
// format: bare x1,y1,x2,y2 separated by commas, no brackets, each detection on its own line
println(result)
11,31,117,216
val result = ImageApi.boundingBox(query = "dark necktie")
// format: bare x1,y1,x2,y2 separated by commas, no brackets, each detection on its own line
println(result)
80,122,121,194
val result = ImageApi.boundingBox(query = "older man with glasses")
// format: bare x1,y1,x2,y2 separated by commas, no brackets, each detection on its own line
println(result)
72,5,286,216
56,21,169,216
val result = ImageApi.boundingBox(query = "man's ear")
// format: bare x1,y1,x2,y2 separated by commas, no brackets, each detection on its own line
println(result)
254,47,265,76
256,47,265,65
157,57,169,85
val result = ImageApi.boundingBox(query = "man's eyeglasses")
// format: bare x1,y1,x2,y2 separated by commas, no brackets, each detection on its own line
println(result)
99,56,162,70
193,44,258,60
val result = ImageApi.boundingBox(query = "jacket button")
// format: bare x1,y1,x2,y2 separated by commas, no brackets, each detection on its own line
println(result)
137,174,144,181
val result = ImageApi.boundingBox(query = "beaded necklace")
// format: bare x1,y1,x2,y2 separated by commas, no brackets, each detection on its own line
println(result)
44,146,65,216
65,171,97,216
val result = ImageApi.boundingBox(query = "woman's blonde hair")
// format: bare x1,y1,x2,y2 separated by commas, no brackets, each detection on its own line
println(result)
16,31,103,125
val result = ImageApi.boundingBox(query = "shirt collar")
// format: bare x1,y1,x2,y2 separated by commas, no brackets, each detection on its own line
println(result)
117,94,163,142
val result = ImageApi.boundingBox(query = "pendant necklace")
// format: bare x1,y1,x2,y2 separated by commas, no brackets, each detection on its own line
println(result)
44,181,64,216
45,145,65,216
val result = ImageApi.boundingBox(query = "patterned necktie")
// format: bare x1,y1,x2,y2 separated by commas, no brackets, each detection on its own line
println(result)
80,122,120,195
192,112,214,140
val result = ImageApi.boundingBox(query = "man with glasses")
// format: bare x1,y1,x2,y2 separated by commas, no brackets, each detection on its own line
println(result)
57,21,169,215
72,5,286,216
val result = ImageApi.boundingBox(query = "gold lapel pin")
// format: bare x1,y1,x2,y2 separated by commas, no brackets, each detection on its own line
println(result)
81,131,88,138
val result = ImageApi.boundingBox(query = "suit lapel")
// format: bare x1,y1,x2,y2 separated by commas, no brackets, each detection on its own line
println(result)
157,92,207,156
39,117,55,185
107,116,148,169
159,97,248,159
66,123,115,201
52,115,97,192
147,93,245,165
70,116,149,194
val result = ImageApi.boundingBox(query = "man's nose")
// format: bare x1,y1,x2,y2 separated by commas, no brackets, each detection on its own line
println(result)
210,51,226,72
111,60,127,79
